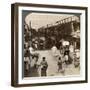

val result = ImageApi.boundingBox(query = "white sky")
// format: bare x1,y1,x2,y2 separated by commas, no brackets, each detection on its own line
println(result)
25,13,74,29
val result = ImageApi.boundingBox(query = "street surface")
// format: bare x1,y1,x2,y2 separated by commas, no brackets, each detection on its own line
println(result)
35,50,80,77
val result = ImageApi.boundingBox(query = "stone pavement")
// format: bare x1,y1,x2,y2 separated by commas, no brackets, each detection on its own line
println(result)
24,50,80,77
36,50,80,77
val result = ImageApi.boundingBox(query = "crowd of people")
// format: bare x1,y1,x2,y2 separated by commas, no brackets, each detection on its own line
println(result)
51,43,80,75
24,41,80,77
24,22,80,77
24,23,49,77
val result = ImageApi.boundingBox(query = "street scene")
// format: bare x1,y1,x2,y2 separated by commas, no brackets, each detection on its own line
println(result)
23,12,80,77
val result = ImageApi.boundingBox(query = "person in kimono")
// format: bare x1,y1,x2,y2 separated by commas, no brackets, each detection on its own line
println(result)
40,57,48,76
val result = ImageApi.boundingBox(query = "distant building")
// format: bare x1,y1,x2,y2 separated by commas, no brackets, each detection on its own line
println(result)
38,15,80,49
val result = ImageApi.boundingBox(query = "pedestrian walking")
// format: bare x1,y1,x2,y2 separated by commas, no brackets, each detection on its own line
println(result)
58,55,66,75
57,57,62,72
40,57,48,76
64,52,69,65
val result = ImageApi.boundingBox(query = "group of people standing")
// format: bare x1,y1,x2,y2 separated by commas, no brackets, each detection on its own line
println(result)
51,42,80,75
29,56,48,77
24,42,80,77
